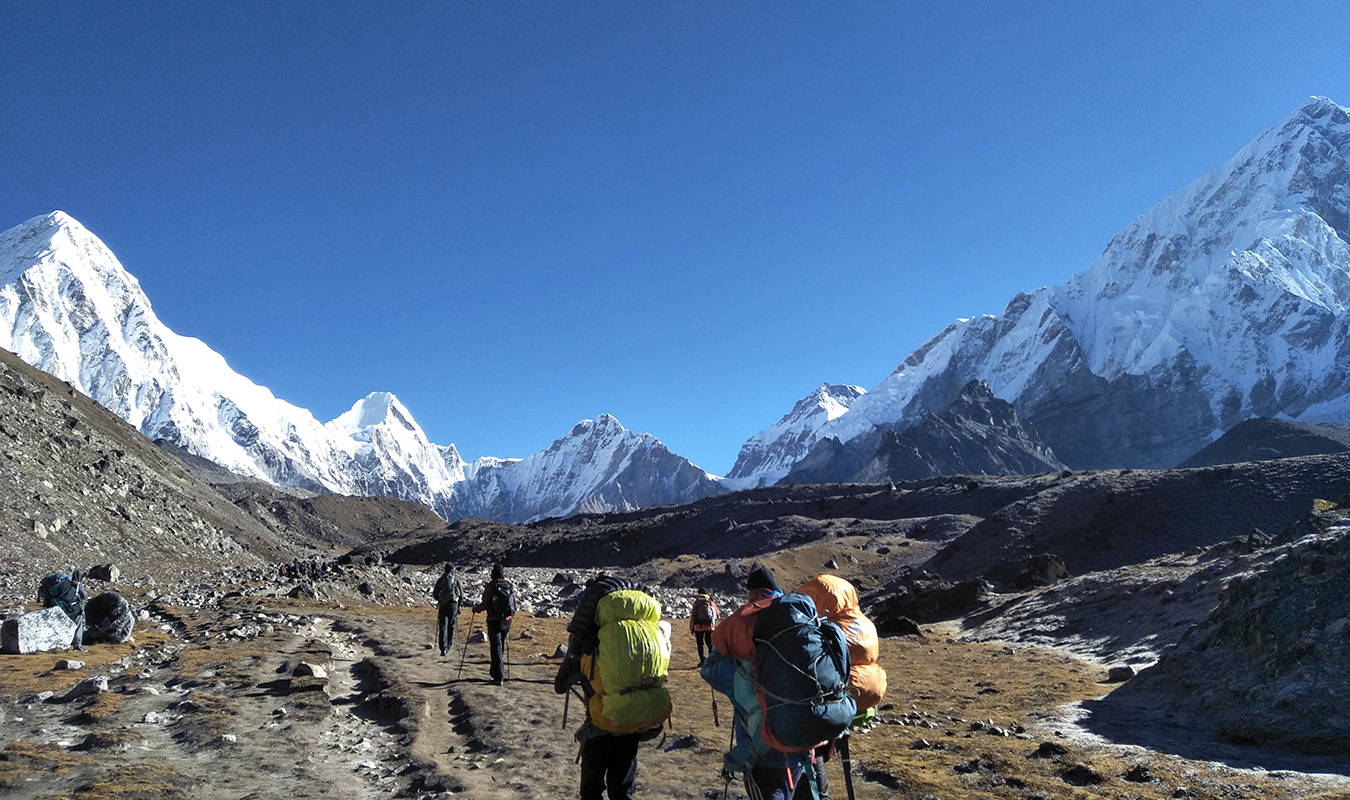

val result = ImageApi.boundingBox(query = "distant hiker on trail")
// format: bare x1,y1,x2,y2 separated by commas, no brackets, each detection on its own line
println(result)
472,564,516,685
689,588,719,666
432,562,463,657
554,573,671,800
794,574,889,800
38,570,88,652
702,563,855,800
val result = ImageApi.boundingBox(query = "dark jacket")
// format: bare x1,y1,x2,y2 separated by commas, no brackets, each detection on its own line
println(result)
473,579,515,623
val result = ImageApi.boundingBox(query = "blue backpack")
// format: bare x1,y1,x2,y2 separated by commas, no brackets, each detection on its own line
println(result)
751,592,856,752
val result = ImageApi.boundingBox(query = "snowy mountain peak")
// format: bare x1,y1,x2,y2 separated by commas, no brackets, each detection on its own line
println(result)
754,96,1350,474
329,392,425,437
0,211,720,523
724,383,866,486
450,412,719,523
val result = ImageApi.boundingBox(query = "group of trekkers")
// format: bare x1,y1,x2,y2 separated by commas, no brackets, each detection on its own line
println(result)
432,562,516,685
279,559,326,581
435,560,885,800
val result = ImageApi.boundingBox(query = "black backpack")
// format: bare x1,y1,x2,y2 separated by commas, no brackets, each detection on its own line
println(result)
488,580,516,620
39,573,80,615
692,596,718,626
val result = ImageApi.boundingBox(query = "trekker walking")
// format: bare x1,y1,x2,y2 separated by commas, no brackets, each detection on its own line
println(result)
472,564,516,685
689,588,720,666
793,574,889,800
554,573,671,800
702,563,855,800
39,569,88,652
432,562,463,657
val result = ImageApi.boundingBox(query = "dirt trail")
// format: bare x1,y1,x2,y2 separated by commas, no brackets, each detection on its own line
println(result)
5,597,1349,800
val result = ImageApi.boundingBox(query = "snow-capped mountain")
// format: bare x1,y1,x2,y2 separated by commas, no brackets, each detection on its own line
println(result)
783,380,1065,484
723,383,865,488
452,414,721,523
736,96,1350,479
0,212,714,522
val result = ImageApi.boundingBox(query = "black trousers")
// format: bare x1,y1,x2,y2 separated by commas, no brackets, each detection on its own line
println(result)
694,630,712,662
487,618,511,683
579,731,641,800
437,603,458,656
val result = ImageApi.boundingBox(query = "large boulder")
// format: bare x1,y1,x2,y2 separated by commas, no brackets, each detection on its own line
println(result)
85,592,135,644
1,606,77,654
88,564,120,583
867,578,990,627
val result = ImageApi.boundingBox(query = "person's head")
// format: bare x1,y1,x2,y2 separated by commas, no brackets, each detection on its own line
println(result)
491,563,505,581
443,562,455,574
696,587,710,596
746,563,780,594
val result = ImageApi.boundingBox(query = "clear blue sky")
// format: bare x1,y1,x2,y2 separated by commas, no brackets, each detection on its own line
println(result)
3,3,1349,475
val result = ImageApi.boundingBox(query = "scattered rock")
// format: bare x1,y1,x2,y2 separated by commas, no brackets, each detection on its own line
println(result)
869,578,990,627
1122,764,1155,782
88,564,120,583
63,676,109,701
293,662,328,680
55,659,85,670
860,767,905,790
1060,763,1105,785
85,591,135,644
1107,665,1136,682
664,734,702,751
1,605,76,654
1016,553,1068,588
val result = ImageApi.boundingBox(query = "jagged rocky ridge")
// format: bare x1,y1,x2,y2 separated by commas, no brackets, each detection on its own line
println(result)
1178,417,1350,467
780,380,1065,484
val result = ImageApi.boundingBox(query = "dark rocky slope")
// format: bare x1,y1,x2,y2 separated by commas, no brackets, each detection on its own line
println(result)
1177,417,1350,468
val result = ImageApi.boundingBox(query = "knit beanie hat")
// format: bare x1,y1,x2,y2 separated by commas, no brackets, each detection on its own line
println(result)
746,563,780,593
491,563,505,580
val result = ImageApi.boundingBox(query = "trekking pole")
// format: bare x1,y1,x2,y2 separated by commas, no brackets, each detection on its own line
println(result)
457,611,477,679
710,684,720,727
504,631,511,682
562,688,570,729
839,733,857,800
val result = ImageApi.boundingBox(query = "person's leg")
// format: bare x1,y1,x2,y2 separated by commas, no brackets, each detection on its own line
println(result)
578,736,606,800
447,604,459,653
605,733,640,800
747,764,804,800
488,621,505,683
790,757,826,800
437,609,451,656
